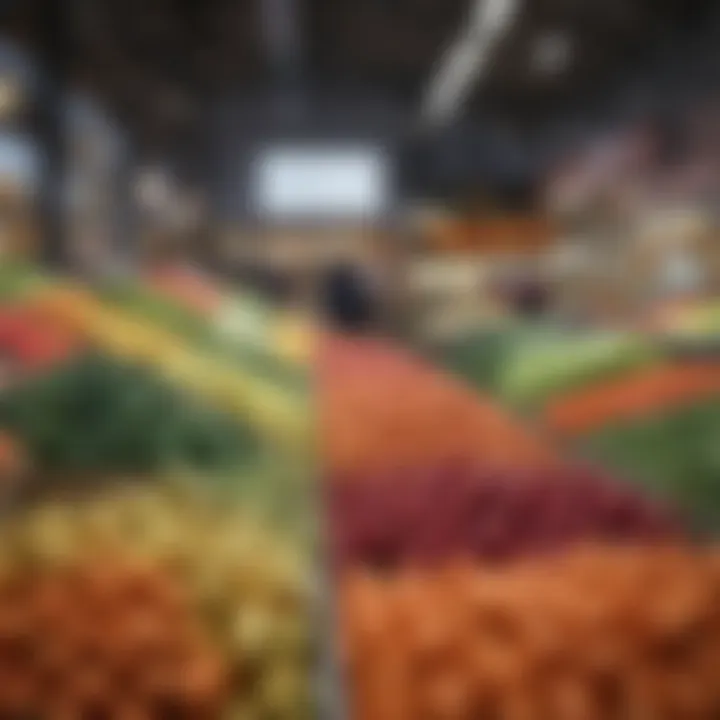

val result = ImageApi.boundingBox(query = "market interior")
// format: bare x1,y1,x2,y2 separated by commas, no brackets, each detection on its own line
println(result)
0,0,718,718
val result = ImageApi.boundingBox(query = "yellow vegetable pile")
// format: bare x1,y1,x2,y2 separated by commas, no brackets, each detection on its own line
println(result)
25,286,307,446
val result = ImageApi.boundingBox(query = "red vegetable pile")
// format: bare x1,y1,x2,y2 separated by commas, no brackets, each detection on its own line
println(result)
0,306,83,373
329,463,682,569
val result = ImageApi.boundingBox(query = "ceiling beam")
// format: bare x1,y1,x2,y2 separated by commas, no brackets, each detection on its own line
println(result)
422,0,522,127
259,0,303,86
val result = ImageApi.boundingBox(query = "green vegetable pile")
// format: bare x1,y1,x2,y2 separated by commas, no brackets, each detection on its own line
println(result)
583,400,720,534
438,323,656,410
99,281,308,393
0,353,260,473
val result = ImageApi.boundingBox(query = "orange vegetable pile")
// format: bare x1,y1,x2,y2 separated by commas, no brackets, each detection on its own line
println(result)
341,545,720,720
319,335,555,477
544,362,720,438
0,557,226,718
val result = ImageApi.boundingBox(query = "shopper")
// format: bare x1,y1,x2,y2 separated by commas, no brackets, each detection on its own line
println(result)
321,262,378,333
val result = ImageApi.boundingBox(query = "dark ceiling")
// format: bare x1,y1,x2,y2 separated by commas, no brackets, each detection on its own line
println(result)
3,0,719,154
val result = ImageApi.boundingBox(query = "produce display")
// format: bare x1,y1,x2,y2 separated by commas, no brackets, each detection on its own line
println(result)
322,324,720,720
544,362,720,438
341,545,720,720
0,482,316,718
647,298,720,339
438,324,657,409
0,305,84,373
100,279,309,393
499,332,656,409
320,334,555,477
329,464,680,569
0,262,317,719
582,399,720,533
0,257,716,720
0,354,258,474
0,557,226,718
24,285,307,447
145,263,314,367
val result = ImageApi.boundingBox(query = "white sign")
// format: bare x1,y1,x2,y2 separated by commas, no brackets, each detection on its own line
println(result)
251,145,390,220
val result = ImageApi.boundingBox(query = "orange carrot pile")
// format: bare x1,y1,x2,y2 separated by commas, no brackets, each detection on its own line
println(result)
319,334,555,478
544,362,720,438
0,558,226,717
341,545,720,720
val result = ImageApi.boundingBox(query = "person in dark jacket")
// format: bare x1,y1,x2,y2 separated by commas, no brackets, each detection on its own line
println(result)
321,262,378,333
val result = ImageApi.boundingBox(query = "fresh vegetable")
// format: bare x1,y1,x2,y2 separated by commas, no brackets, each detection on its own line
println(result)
329,463,681,569
2,483,317,718
436,322,565,395
25,286,308,446
100,281,307,385
145,264,224,316
341,545,720,720
320,334,555,477
582,399,720,533
438,325,657,410
0,353,259,473
0,305,84,372
0,261,51,301
499,331,657,409
545,362,720,438
0,556,226,718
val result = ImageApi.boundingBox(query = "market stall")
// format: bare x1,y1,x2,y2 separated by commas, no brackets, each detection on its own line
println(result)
0,261,318,718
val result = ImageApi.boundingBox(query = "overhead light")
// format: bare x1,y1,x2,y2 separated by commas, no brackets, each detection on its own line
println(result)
422,0,521,126
531,32,572,76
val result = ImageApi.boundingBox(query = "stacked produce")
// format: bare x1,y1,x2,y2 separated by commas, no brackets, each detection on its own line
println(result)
323,331,720,720
320,334,555,476
0,305,84,373
144,263,313,366
329,464,681,569
544,362,720,438
0,557,226,718
0,263,317,718
0,483,316,718
341,545,720,720
437,323,657,410
145,264,224,317
22,285,308,447
581,399,720,532
536,359,720,531
0,353,258,474
647,297,720,340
